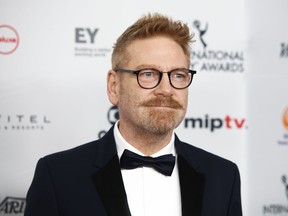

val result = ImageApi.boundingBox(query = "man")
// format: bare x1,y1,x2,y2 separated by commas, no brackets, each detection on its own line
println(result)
25,13,242,216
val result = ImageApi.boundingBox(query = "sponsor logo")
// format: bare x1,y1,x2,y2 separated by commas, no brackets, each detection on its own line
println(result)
277,107,288,145
74,27,111,57
193,20,208,48
98,105,119,138
283,175,288,201
107,105,119,125
191,20,245,73
0,114,51,131
263,175,288,215
184,114,246,132
0,25,19,55
0,197,26,215
283,108,288,130
280,43,288,58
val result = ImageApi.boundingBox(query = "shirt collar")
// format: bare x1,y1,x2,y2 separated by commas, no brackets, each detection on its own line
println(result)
113,120,176,158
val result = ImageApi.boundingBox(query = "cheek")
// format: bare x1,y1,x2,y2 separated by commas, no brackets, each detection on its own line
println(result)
184,93,189,105
178,90,189,105
118,84,138,107
119,81,150,103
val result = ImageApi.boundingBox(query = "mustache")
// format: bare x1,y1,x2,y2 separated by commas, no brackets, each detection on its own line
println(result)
140,97,184,109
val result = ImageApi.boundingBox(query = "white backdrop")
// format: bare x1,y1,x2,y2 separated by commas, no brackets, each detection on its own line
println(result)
245,1,288,215
0,0,287,215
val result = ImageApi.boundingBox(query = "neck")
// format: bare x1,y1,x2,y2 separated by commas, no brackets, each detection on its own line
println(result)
118,122,173,156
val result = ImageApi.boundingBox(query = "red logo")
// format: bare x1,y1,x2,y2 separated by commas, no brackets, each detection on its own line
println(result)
0,25,20,55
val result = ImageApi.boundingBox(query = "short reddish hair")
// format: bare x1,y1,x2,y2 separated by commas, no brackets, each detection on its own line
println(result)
112,13,194,69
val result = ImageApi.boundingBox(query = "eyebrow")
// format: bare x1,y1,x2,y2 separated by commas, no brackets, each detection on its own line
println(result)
134,64,188,70
134,64,159,70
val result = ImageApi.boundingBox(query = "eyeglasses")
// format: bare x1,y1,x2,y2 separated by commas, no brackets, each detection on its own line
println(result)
115,68,196,89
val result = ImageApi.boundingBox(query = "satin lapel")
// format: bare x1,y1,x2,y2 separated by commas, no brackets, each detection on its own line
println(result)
91,126,131,216
176,137,206,216
92,155,131,216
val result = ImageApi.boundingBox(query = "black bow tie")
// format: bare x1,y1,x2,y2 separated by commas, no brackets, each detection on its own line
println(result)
120,149,176,176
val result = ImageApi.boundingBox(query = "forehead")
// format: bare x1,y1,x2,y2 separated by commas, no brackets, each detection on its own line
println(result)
124,36,189,70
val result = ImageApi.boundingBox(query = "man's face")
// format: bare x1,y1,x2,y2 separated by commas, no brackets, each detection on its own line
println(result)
108,36,189,135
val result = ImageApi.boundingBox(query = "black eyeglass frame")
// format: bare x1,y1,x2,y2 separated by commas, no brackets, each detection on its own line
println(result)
114,68,197,90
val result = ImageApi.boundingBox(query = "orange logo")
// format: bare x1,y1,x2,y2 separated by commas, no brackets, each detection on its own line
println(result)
283,108,288,130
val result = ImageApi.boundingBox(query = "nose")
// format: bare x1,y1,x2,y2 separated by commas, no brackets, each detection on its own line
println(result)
154,73,173,96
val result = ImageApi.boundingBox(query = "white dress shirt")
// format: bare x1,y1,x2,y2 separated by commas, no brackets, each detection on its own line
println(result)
114,121,182,216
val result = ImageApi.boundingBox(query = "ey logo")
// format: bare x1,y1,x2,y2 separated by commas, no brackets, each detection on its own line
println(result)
75,28,99,44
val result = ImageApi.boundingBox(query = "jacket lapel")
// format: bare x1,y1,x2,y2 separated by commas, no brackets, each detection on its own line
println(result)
91,126,131,216
176,136,206,216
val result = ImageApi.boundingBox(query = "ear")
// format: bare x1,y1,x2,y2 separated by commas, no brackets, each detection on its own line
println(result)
107,69,119,105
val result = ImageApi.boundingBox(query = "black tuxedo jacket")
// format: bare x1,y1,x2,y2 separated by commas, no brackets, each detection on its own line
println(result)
25,126,242,216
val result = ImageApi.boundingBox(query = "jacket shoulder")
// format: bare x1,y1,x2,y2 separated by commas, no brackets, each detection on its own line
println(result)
41,140,100,167
176,139,239,174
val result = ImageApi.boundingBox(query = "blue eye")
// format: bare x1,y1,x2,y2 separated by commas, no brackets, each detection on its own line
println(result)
139,69,159,79
171,70,189,81
143,72,153,77
175,73,185,79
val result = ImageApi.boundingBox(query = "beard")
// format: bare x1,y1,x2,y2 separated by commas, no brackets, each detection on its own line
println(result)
137,97,187,135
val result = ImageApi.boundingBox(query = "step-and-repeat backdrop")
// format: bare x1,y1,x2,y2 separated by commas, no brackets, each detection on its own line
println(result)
0,0,287,215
